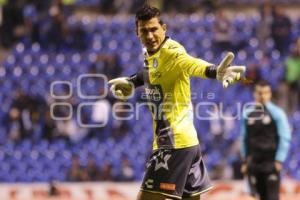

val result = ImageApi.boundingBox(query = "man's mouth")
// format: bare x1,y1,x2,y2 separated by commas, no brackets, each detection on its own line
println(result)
147,41,157,47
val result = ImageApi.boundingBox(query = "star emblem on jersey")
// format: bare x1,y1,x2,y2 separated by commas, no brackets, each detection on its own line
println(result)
154,151,171,171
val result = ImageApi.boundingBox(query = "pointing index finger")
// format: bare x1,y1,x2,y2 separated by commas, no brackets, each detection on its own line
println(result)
218,52,235,72
108,77,129,85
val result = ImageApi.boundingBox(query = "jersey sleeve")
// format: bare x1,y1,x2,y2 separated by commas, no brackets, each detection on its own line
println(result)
274,110,291,162
267,103,292,163
174,49,214,78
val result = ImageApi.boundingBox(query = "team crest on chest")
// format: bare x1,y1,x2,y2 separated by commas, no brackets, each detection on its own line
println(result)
262,115,271,124
153,58,158,68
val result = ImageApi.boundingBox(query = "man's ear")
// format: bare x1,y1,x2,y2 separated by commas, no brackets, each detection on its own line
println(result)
162,23,167,32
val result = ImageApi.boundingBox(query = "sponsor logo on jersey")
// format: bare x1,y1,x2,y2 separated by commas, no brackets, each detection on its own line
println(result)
145,86,162,101
268,174,278,181
160,183,176,191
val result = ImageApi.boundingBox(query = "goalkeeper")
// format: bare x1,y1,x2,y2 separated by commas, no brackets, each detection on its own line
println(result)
109,5,246,200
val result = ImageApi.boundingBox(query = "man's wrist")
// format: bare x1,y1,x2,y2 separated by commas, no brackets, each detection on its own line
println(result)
204,65,217,79
128,72,144,88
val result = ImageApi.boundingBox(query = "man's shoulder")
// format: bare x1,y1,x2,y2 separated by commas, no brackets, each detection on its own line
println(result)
266,102,287,118
161,38,186,55
164,38,183,49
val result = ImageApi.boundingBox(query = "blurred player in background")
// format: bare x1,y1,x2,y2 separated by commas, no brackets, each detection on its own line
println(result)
240,81,291,200
109,5,246,200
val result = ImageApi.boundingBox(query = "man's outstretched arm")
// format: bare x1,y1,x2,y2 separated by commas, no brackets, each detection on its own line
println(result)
177,51,246,88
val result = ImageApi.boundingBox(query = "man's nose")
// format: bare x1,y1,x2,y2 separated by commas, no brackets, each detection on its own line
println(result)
146,32,154,40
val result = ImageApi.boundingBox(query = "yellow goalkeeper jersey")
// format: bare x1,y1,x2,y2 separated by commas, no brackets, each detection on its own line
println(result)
142,37,213,150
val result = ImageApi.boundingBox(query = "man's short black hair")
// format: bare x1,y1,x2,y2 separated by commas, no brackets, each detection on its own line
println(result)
135,4,163,27
255,80,271,88
255,80,272,88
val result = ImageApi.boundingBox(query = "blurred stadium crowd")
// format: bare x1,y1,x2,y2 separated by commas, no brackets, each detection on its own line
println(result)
0,0,300,184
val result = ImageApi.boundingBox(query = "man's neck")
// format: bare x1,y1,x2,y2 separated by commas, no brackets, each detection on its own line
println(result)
147,37,168,56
